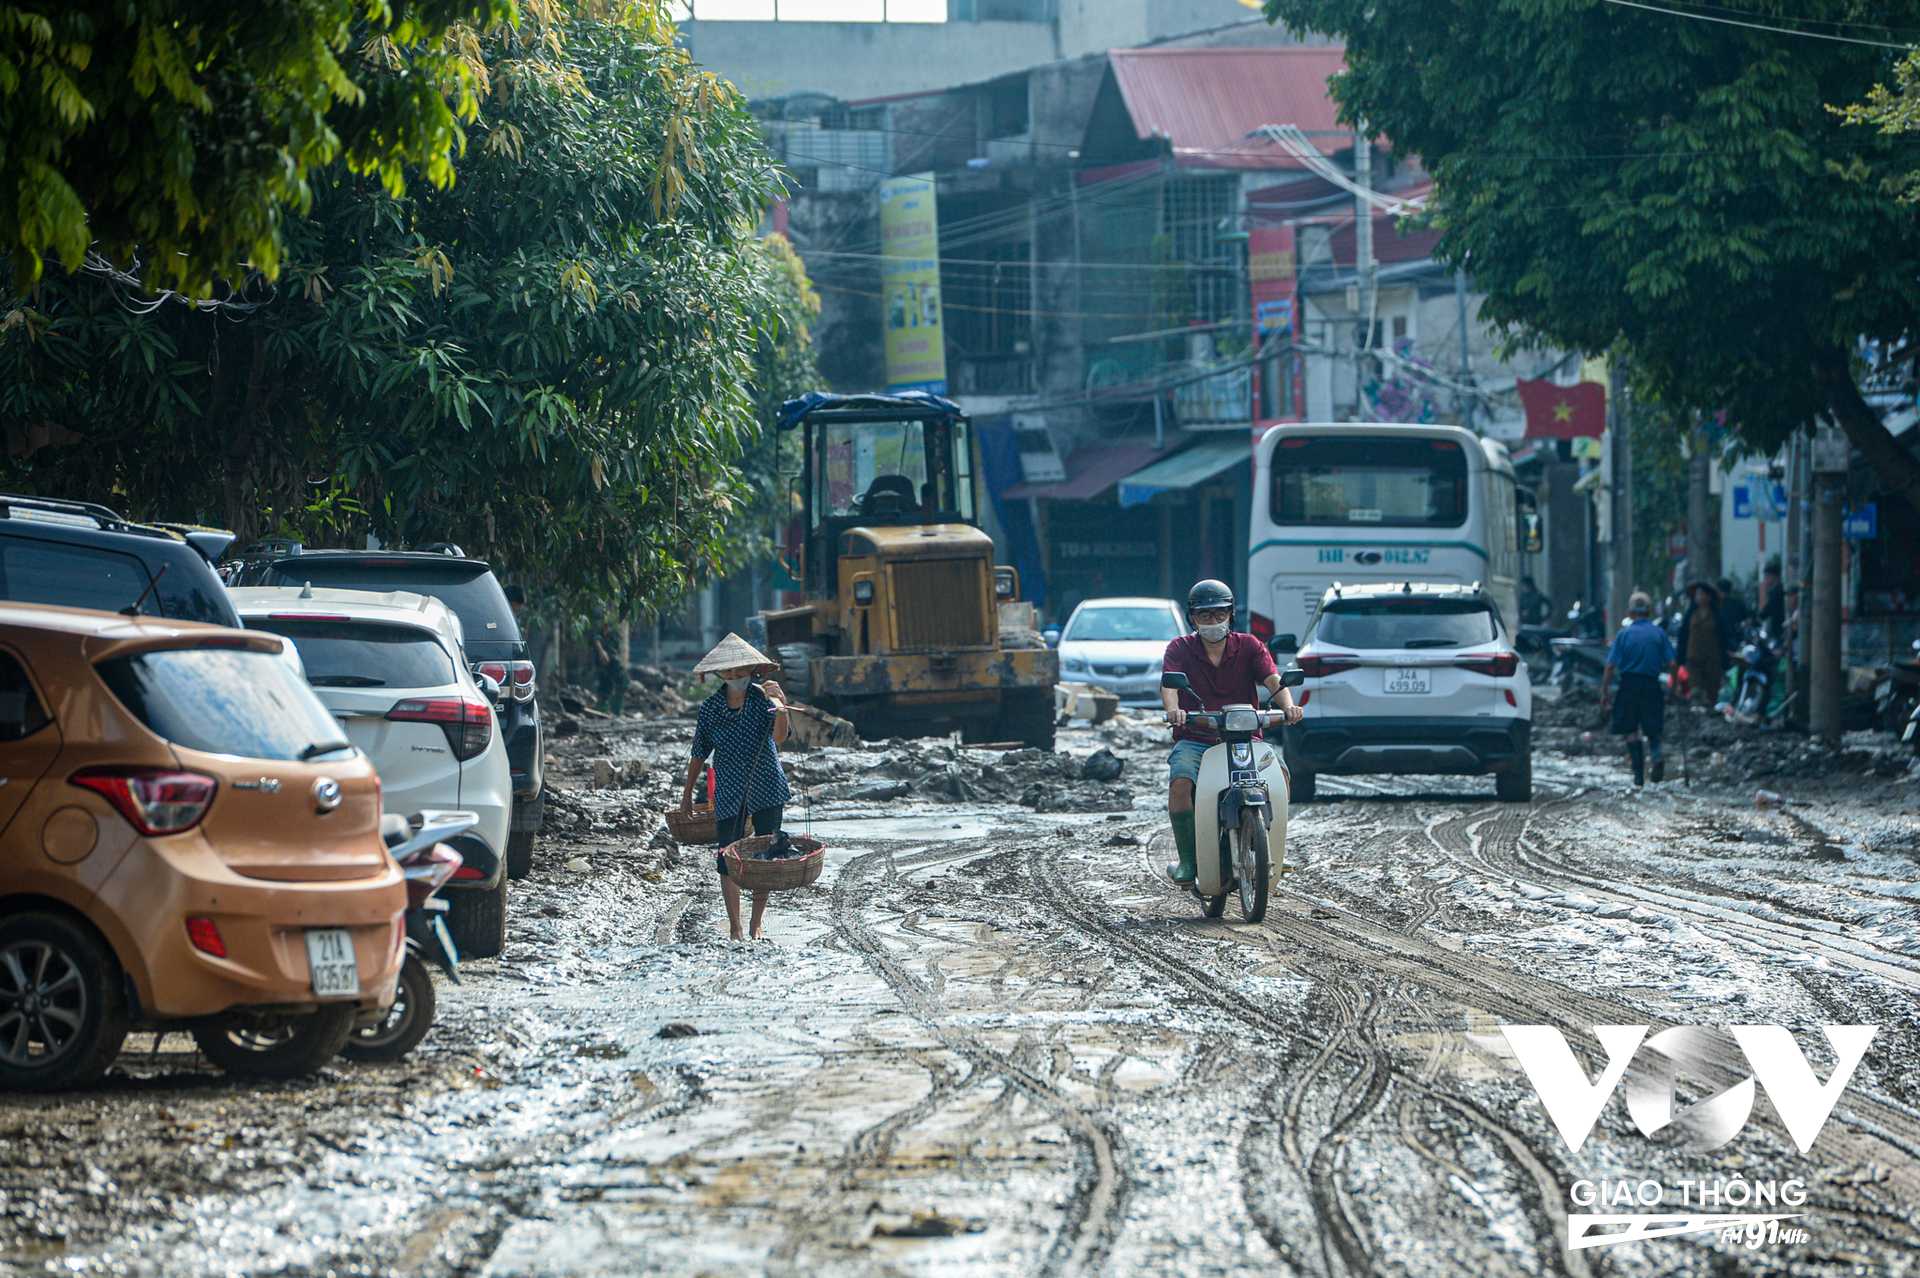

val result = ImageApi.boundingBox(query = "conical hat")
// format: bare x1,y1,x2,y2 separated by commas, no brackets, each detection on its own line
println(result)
692,631,779,677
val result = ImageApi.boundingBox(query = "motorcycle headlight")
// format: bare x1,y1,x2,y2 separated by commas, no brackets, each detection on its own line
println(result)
1222,709,1260,735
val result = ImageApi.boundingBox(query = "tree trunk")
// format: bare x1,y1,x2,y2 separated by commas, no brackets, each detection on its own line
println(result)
1686,426,1718,584
1810,340,1920,518
1810,468,1844,745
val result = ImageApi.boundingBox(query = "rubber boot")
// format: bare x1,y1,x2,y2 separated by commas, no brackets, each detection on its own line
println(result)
1166,810,1197,884
1627,739,1645,787
1649,745,1665,783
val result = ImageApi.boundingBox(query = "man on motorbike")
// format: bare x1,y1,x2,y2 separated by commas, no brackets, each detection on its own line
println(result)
1601,591,1678,786
1160,579,1303,885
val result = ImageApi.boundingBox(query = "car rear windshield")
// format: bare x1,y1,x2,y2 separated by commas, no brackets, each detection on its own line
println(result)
243,618,456,689
1063,607,1183,642
1270,436,1470,528
266,562,520,646
95,648,351,762
0,535,234,625
1310,599,1497,649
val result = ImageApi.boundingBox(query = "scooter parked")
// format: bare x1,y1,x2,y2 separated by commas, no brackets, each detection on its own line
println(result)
1548,601,1611,695
1730,622,1783,720
1874,639,1920,734
342,811,475,1063
1160,667,1305,923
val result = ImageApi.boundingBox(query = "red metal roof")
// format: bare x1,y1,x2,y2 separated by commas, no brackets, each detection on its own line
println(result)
1106,46,1349,170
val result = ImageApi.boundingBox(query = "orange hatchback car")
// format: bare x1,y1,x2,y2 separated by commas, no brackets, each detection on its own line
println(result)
0,603,405,1089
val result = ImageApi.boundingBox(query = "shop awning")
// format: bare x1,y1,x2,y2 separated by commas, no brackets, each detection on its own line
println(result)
1116,437,1249,508
1001,442,1165,502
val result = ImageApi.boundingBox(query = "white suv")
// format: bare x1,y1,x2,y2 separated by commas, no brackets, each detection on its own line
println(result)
1280,582,1532,802
229,586,514,956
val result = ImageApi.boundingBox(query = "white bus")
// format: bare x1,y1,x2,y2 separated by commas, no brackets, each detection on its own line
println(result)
1248,423,1523,646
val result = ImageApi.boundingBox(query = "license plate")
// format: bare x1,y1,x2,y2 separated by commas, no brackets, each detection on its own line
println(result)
1229,769,1260,787
304,928,361,998
1383,667,1431,694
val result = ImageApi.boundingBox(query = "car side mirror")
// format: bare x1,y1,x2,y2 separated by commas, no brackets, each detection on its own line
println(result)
1268,633,1298,655
1042,626,1061,648
1160,671,1190,691
479,674,504,703
1280,666,1305,688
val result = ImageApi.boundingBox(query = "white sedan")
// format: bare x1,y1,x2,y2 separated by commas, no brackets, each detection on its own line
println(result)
1055,597,1188,706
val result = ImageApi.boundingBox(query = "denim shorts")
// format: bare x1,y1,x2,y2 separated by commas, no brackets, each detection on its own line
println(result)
1168,739,1209,788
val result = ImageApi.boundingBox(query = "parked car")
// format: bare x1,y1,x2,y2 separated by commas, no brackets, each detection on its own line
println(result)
1055,597,1188,707
1280,582,1532,802
0,603,405,1090
224,545,543,877
0,493,238,625
230,587,514,959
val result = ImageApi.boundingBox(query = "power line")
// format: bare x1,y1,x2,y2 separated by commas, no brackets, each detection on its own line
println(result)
1596,0,1914,49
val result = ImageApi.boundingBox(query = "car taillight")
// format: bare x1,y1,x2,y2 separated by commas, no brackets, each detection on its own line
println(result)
70,768,218,835
1250,612,1274,643
509,660,535,701
386,697,493,761
1297,653,1360,678
1458,652,1519,678
185,917,227,958
476,661,508,686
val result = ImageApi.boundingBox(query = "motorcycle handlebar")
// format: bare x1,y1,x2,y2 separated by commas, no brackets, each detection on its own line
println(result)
1180,710,1288,728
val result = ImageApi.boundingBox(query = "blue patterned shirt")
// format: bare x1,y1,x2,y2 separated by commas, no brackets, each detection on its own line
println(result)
690,686,792,820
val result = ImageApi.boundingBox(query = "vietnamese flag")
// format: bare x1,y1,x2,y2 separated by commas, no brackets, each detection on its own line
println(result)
1517,378,1606,439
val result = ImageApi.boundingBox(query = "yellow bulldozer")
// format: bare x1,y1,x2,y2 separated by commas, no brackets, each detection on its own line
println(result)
751,393,1058,749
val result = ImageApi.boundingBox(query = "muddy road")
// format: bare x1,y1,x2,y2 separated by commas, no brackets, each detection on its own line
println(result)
3,707,1918,1277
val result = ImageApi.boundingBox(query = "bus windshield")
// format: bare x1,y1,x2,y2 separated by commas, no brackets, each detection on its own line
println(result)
1270,436,1469,528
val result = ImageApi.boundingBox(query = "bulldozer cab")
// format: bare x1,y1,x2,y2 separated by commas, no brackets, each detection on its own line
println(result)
781,392,977,595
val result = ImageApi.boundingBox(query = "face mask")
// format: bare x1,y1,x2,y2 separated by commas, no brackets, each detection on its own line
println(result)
722,676,752,692
1196,622,1231,643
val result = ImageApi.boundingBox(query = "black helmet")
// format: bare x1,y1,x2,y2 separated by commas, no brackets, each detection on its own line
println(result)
1186,579,1234,614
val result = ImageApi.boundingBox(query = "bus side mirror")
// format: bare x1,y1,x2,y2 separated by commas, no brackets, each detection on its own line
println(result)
1516,486,1543,554
1268,633,1298,655
1280,666,1305,688
1161,671,1190,691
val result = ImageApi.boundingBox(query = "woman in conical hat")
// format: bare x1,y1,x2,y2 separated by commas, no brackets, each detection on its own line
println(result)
680,633,792,941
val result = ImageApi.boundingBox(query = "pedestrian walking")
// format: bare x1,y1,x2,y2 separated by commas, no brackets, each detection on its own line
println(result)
1676,582,1724,707
1600,591,1679,786
591,619,627,717
680,632,792,942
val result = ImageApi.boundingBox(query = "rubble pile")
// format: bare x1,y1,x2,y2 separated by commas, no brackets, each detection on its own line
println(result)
1539,696,1915,783
784,738,1135,813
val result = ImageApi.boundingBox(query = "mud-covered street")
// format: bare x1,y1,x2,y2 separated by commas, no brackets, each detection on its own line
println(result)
2,702,1918,1278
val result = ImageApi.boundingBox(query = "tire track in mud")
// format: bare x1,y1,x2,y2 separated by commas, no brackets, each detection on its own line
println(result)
1027,842,1589,1278
831,843,1131,1278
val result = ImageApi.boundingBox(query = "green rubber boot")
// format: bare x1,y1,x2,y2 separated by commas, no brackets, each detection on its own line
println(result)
1166,810,1197,884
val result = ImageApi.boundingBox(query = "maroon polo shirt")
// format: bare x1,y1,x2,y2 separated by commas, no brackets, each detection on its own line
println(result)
1162,631,1278,745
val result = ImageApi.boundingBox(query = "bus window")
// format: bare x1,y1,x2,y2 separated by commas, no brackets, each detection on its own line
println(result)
1269,436,1469,528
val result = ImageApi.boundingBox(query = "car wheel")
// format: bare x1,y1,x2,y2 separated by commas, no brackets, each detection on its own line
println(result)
1495,751,1532,803
341,955,436,1063
193,1004,356,1079
0,913,129,1092
445,878,508,959
506,830,536,881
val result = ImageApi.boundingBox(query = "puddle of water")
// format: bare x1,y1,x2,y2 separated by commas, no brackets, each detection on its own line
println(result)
803,813,999,841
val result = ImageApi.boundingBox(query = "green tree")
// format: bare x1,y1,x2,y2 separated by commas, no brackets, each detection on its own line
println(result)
0,0,520,294
1261,0,1920,515
1,7,789,618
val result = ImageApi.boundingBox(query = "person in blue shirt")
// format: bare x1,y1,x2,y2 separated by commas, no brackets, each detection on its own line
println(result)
1601,591,1679,786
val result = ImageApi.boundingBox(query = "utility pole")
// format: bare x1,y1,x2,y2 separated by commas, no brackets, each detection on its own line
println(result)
1606,363,1633,633
1353,125,1374,422
1686,423,1719,583
1455,268,1474,432
1810,426,1846,744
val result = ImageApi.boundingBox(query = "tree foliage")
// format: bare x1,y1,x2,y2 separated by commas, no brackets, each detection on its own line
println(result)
1,6,796,618
1261,0,1920,514
0,0,521,293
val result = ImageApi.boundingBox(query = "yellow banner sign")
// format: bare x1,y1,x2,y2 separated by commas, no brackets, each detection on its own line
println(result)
879,172,946,394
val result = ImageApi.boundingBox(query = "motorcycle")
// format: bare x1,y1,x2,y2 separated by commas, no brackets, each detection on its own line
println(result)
1160,667,1305,924
1874,639,1920,734
341,810,475,1063
1729,622,1782,720
1549,600,1611,695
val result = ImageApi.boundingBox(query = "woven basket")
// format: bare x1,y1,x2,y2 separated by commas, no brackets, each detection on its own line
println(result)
722,834,825,892
667,803,717,845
